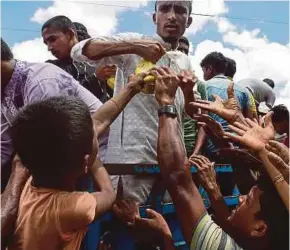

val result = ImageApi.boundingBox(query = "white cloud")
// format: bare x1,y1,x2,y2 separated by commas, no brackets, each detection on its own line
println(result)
189,15,290,108
12,0,149,62
31,0,149,37
186,0,228,35
12,38,55,62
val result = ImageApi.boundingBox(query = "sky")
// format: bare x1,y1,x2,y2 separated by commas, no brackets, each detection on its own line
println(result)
1,0,290,107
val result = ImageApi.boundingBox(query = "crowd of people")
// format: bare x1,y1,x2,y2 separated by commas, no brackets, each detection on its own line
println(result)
1,0,289,250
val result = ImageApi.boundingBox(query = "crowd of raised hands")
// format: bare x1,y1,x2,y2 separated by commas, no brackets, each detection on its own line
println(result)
2,65,288,250
96,66,289,249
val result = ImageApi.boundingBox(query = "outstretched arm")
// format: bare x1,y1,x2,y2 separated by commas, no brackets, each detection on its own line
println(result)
92,74,146,138
1,156,30,249
153,67,206,244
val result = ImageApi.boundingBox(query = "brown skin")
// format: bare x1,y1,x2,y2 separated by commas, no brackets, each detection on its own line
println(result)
1,156,30,249
154,67,271,249
153,1,192,49
273,121,289,136
42,27,78,60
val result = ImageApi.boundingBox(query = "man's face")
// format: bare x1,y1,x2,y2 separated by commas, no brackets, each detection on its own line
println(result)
228,185,266,238
42,27,73,60
154,1,192,41
178,41,189,55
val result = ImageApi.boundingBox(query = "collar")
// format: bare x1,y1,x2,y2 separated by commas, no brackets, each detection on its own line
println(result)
212,74,228,80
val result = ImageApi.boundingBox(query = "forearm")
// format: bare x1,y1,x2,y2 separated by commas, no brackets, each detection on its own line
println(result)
184,90,197,116
93,85,136,137
90,158,114,193
162,235,176,250
192,126,206,155
1,165,29,248
259,148,289,210
83,39,143,61
206,185,232,230
158,115,206,243
90,158,116,219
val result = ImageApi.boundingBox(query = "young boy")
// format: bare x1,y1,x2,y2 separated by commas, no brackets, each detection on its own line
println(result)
8,96,116,250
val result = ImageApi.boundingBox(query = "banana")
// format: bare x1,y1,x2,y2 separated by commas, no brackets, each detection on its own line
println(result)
135,60,156,94
107,76,115,89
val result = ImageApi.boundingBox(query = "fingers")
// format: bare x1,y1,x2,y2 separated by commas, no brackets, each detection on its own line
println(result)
227,82,235,99
189,102,212,112
265,143,280,156
264,111,274,128
228,124,246,136
268,152,289,171
212,94,223,103
223,132,242,143
232,121,249,131
245,118,257,128
145,209,159,219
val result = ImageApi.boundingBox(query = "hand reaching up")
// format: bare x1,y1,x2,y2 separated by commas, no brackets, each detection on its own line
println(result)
189,82,243,124
189,155,217,192
224,112,275,152
266,140,289,164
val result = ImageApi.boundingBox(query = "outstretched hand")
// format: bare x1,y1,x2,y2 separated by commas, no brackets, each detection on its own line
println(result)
151,67,180,106
189,155,217,192
189,82,243,123
224,112,275,152
134,209,172,243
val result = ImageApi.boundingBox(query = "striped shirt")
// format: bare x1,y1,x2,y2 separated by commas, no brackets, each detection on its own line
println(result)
191,213,243,250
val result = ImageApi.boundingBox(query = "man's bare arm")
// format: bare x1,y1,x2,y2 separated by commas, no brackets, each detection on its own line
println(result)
90,158,116,220
92,74,146,138
1,158,30,249
83,39,165,63
153,67,206,244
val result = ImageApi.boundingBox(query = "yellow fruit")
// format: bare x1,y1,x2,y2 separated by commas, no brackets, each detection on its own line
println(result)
144,75,155,82
135,60,155,75
107,76,115,89
135,60,156,94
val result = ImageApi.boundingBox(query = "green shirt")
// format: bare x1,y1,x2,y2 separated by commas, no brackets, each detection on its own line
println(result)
183,81,207,156
191,213,243,250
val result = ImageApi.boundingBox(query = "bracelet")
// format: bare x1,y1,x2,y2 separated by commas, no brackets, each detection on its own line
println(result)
272,174,285,185
110,99,121,112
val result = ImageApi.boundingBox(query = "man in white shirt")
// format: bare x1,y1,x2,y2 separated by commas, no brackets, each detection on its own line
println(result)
71,0,195,203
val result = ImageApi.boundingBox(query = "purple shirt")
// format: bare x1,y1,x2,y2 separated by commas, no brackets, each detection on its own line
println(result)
1,60,107,168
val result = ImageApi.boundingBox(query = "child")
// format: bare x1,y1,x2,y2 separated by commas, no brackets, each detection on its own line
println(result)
8,96,115,250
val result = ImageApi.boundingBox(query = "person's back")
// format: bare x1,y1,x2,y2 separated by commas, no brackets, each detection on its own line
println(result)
206,76,251,131
8,97,114,250
237,78,276,108
10,178,96,250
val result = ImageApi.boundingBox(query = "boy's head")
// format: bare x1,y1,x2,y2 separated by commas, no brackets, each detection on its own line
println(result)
73,22,91,41
224,57,236,79
11,96,97,185
271,104,289,135
42,15,78,60
228,175,289,249
200,52,228,81
178,36,190,55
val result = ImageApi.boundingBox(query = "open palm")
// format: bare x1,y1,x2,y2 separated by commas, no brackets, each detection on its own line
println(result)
225,112,275,152
190,82,241,122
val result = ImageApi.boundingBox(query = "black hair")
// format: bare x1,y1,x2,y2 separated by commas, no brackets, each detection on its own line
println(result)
41,15,76,34
179,36,189,47
256,175,289,250
73,22,91,41
200,52,228,75
1,38,14,61
263,78,275,89
271,104,289,123
11,96,94,180
225,57,236,78
155,0,192,14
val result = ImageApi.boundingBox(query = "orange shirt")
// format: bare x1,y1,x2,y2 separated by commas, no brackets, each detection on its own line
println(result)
9,177,96,250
